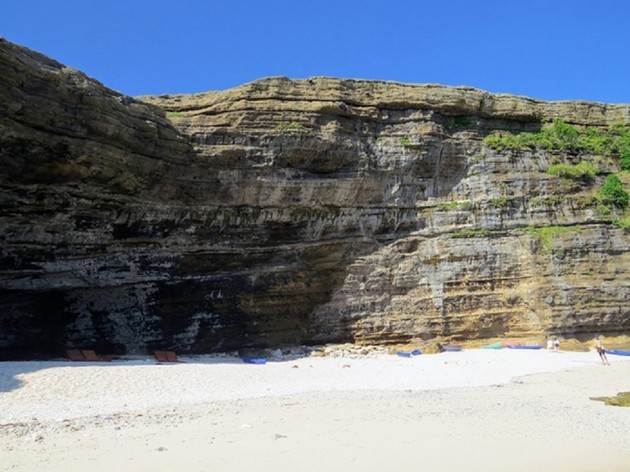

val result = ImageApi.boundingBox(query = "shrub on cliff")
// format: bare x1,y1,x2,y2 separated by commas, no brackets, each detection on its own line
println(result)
614,215,630,231
547,161,596,181
610,123,630,171
538,119,580,151
484,119,581,152
525,225,574,253
484,120,630,163
620,146,630,171
599,174,629,208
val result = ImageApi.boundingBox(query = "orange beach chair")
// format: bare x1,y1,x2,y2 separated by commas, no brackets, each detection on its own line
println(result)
154,350,181,363
66,349,112,362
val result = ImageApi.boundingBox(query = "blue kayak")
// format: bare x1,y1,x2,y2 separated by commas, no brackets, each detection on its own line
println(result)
605,349,630,356
506,344,542,350
396,349,421,358
241,357,267,364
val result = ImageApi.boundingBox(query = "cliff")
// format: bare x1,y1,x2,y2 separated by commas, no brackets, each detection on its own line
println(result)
1,38,629,359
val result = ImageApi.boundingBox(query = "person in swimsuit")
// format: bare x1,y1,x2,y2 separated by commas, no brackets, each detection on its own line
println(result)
594,335,610,365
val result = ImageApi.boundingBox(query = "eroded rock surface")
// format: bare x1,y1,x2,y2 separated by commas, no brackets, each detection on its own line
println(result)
1,39,628,359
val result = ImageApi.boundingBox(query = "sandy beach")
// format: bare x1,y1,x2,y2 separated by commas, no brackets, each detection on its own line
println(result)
1,348,629,471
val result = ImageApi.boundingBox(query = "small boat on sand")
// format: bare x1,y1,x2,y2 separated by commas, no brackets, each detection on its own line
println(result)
506,344,542,350
442,344,462,352
241,357,267,364
396,349,421,357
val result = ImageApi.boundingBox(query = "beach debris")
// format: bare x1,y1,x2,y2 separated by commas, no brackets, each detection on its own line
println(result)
269,349,283,361
317,344,389,358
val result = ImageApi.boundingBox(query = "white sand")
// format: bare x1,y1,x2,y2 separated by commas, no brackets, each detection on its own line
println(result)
1,348,629,471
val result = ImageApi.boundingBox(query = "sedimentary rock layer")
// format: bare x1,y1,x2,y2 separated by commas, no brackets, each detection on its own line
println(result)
1,38,628,358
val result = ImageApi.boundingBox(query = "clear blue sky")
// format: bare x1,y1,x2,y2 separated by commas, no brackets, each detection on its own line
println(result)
2,0,629,103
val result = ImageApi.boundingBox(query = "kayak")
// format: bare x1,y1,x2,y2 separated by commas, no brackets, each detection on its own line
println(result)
241,357,267,364
396,349,421,358
482,342,503,349
443,344,462,352
506,344,542,350
605,349,630,356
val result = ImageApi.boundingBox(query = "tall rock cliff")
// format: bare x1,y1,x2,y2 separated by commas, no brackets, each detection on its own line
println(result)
1,39,629,359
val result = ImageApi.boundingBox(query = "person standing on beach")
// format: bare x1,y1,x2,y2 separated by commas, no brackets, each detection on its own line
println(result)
594,335,610,365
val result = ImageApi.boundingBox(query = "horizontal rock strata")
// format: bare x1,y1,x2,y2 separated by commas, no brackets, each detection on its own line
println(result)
1,38,628,359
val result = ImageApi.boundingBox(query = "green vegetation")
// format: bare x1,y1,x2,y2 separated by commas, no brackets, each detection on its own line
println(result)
437,200,472,211
591,391,630,407
573,194,600,209
438,201,458,211
613,215,630,231
596,202,614,219
490,197,511,209
599,174,629,208
611,123,630,171
450,228,492,238
484,119,630,158
277,121,306,131
547,161,597,181
484,133,531,152
165,111,183,118
530,195,564,206
524,225,576,253
485,120,630,225
399,137,411,146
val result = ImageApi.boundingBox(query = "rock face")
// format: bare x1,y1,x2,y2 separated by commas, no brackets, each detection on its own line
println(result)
1,39,629,359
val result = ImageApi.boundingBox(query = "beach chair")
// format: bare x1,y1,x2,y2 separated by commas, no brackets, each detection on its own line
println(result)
81,349,101,361
154,350,181,363
81,349,112,361
66,349,86,361
66,349,112,361
154,350,168,362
